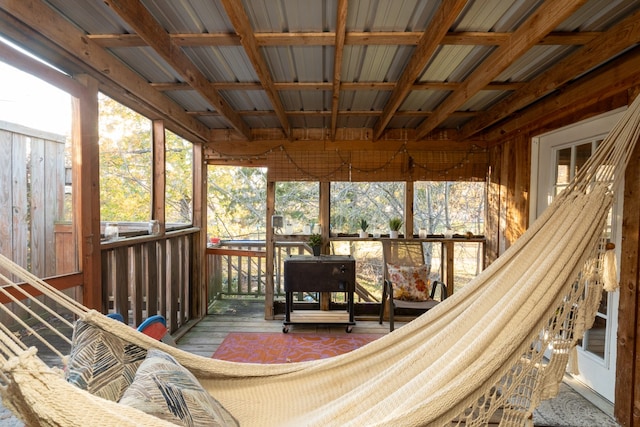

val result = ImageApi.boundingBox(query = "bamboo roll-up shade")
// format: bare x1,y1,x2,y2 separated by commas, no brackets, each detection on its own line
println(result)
266,149,488,182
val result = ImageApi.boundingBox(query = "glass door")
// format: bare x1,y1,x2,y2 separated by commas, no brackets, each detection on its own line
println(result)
531,108,624,403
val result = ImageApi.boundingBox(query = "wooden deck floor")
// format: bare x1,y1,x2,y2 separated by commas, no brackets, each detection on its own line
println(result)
175,298,619,427
176,298,390,358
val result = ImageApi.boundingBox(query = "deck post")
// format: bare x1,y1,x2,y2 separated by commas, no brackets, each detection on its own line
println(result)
73,74,102,311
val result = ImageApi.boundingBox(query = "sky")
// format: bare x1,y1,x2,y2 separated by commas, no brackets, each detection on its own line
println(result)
0,60,72,136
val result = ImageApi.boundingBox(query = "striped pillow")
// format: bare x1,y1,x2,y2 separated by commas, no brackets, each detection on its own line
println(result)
65,319,147,401
119,349,238,427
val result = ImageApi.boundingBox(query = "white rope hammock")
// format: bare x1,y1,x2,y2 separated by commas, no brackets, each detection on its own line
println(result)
1,95,639,426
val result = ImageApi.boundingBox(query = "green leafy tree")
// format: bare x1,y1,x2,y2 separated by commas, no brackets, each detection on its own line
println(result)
99,95,151,222
165,130,192,224
207,166,267,239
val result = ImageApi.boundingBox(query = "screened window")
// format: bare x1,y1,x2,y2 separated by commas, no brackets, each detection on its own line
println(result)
165,130,193,226
330,182,404,236
207,166,267,240
99,94,152,235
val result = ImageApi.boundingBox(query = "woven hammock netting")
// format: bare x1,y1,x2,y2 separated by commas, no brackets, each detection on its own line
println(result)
1,95,640,427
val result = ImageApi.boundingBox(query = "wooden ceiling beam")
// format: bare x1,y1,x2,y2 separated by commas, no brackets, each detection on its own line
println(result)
0,0,210,144
415,0,588,140
151,81,523,92
191,110,477,119
330,0,348,139
372,0,468,141
459,9,640,140
103,0,251,140
88,31,600,48
220,0,291,139
483,46,640,143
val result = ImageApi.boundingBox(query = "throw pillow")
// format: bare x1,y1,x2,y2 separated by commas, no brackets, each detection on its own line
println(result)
119,348,238,427
387,264,432,301
65,319,147,401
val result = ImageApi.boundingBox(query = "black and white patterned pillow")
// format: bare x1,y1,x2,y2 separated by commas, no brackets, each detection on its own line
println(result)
66,319,147,401
119,349,238,427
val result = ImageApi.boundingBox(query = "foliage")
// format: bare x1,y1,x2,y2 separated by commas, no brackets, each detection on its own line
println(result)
206,173,485,240
413,181,485,235
99,94,151,222
308,233,322,247
275,182,319,233
359,218,369,232
165,130,193,224
207,166,268,239
330,182,404,234
98,94,194,226
389,217,403,231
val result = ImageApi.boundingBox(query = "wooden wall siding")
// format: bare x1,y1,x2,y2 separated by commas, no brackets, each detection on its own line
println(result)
486,134,531,262
265,148,488,182
0,123,67,278
616,140,640,427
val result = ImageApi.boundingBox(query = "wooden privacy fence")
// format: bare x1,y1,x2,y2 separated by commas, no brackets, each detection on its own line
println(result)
0,122,68,277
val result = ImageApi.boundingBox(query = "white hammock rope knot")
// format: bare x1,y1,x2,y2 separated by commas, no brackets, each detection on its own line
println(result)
0,95,639,426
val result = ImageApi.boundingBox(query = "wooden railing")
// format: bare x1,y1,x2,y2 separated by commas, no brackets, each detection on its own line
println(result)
206,240,310,301
206,237,486,308
101,228,198,333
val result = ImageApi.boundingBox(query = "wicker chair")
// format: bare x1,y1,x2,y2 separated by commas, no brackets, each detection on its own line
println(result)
379,239,448,331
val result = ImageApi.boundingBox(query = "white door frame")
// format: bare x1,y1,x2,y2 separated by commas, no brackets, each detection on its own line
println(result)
530,107,624,404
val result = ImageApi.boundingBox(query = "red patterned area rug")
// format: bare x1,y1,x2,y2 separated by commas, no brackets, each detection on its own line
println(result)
212,332,382,363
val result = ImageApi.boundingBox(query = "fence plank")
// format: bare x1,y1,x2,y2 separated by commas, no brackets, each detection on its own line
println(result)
0,130,12,259
30,137,46,277
11,133,28,271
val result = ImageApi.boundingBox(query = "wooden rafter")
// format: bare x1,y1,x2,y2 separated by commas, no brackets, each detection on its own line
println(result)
482,46,640,143
103,0,251,140
330,0,348,139
0,0,210,144
188,109,478,119
415,0,589,140
459,8,640,139
372,0,468,141
150,81,524,92
87,31,601,48
220,0,290,138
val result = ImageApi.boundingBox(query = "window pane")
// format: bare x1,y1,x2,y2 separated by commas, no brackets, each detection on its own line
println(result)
583,316,606,358
207,166,267,239
330,182,404,236
99,94,152,235
413,181,485,235
165,130,192,226
575,142,592,175
555,147,571,185
276,182,319,234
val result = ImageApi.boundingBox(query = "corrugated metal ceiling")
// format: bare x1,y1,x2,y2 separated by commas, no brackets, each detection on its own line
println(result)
4,0,639,141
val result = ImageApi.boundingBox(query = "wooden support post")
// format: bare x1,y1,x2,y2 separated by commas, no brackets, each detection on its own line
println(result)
319,182,331,311
192,143,206,318
73,75,102,311
151,120,166,234
265,181,275,319
405,181,414,238
616,130,640,426
442,240,455,296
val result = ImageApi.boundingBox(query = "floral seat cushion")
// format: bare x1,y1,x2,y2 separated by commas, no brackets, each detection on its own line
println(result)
387,264,432,302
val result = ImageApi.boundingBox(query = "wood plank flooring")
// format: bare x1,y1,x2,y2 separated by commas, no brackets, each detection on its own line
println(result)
176,298,390,358
175,298,619,427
